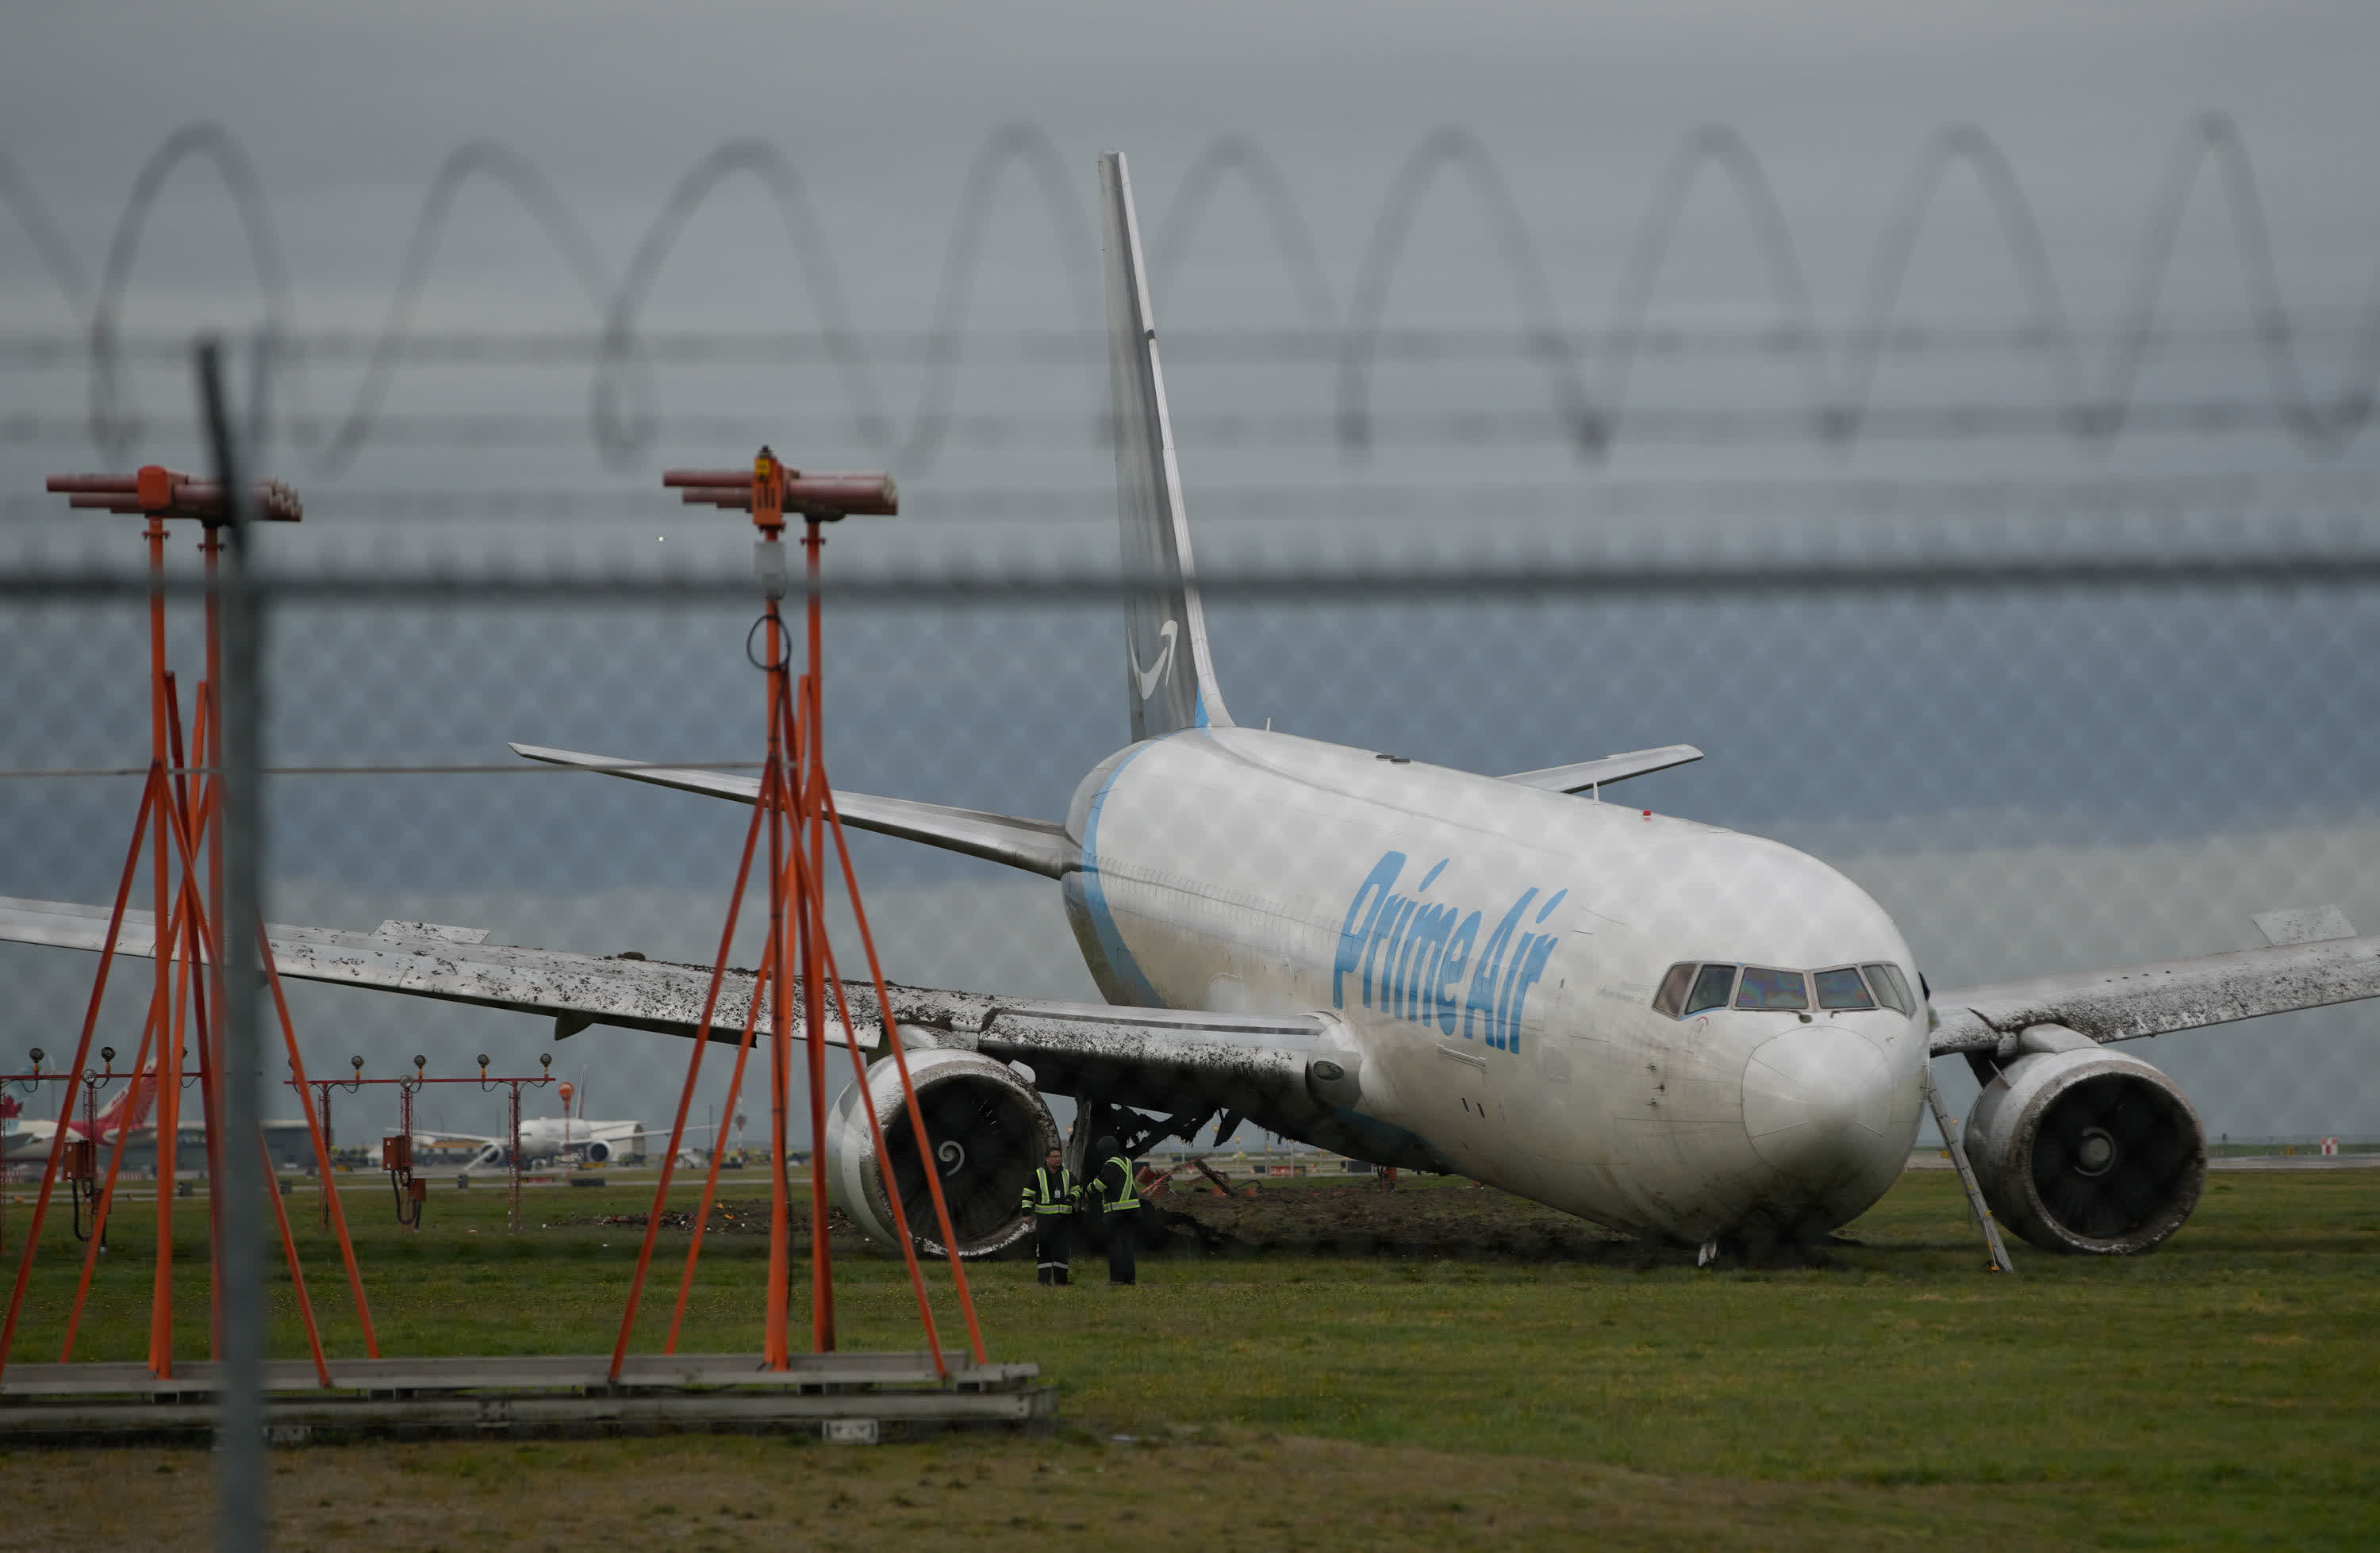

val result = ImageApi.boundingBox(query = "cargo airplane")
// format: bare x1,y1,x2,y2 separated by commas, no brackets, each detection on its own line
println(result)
414,1081,713,1175
6,153,2377,1261
421,1115,647,1173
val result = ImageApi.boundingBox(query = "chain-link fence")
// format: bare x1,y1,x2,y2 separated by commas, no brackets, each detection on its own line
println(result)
6,542,2376,1164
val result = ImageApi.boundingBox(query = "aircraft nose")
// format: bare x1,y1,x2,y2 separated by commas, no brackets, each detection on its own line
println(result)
1741,1024,1896,1188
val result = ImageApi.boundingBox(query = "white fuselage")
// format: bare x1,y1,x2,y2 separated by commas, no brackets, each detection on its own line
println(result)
1061,727,1929,1244
443,1116,644,1169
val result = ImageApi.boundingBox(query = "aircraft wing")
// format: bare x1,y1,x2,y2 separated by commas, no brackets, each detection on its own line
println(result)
0,896,881,1050
508,744,1079,878
1928,933,2380,1056
628,1122,724,1142
1501,744,1703,794
0,892,1430,1168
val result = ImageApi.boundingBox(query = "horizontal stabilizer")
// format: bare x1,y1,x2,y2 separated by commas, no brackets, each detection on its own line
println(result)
1501,744,1704,795
1929,932,2380,1056
509,743,1079,879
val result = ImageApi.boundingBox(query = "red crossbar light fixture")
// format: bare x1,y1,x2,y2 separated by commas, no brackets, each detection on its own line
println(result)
662,467,896,518
46,468,302,524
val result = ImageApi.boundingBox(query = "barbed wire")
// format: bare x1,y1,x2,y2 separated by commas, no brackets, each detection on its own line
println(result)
9,318,2360,368
0,401,2365,454
2,118,2378,470
6,397,2372,449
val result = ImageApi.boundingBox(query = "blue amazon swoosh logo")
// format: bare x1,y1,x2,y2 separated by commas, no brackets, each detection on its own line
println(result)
1130,618,1178,699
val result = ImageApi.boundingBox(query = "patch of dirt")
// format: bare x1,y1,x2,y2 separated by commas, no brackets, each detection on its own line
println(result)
559,1184,1838,1266
555,1198,863,1243
1150,1179,1642,1261
1150,1179,1856,1265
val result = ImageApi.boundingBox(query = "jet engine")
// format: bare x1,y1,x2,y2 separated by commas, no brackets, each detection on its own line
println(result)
582,1138,613,1164
472,1142,507,1170
1963,1026,2205,1254
824,1046,1058,1258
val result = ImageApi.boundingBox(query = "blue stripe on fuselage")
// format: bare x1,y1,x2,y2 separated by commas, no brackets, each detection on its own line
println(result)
1077,739,1166,1007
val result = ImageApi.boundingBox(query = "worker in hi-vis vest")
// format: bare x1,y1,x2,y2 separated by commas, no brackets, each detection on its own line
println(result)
1091,1134,1142,1285
1020,1145,1079,1286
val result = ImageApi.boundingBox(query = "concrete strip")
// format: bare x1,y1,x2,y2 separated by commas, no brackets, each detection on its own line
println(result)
0,1386,1059,1445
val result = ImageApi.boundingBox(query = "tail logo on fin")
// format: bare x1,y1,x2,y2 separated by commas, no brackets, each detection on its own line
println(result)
1131,618,1179,700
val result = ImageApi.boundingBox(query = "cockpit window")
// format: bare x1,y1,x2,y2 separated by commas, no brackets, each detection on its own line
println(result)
1814,966,1876,1010
1734,967,1809,1011
1659,961,1914,1018
1653,962,1696,1018
1684,963,1737,1014
1862,962,1914,1014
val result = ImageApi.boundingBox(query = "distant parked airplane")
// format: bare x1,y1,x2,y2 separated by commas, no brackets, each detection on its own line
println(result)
2,1069,159,1158
3,1067,313,1168
411,1080,700,1174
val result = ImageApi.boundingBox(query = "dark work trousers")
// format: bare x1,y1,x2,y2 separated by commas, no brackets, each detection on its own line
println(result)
1104,1208,1138,1284
1034,1214,1072,1286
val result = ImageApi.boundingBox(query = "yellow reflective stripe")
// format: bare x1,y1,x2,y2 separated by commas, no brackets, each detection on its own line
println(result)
1026,1165,1080,1213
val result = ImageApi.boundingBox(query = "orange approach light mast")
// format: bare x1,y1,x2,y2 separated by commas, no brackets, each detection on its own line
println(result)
0,469,372,1388
605,454,983,1378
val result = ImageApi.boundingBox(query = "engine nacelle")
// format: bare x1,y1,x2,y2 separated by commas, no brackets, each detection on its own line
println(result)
1964,1026,2206,1254
825,1046,1058,1259
472,1142,507,1170
582,1138,613,1164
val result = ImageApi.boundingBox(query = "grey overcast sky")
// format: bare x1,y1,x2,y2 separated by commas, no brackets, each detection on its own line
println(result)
6,0,2380,554
6,1,2379,317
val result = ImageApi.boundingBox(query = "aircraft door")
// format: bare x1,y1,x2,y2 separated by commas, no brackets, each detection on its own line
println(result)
1526,915,1628,1168
1530,970,1578,1087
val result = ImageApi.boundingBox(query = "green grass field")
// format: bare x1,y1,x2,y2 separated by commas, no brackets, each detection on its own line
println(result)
3,1167,2377,1549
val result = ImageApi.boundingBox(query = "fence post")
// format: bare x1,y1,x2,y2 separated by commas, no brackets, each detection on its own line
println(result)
198,337,268,1553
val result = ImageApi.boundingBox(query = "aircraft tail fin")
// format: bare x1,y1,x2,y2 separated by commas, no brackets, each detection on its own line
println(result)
1099,151,1232,740
87,1068,158,1138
